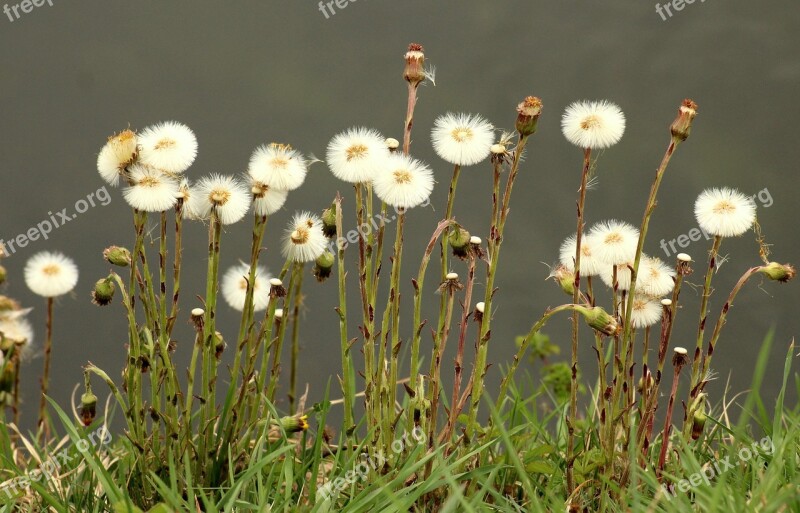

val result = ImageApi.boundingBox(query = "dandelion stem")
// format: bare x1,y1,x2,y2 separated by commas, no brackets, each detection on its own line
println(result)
688,235,723,400
37,297,54,440
567,147,592,493
289,262,305,412
334,195,355,432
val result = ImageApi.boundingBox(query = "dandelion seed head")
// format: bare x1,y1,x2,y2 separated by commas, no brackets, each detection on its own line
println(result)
326,128,390,183
282,212,327,263
122,165,180,212
248,143,308,192
192,175,251,225
24,251,79,298
373,154,434,210
221,263,271,312
138,121,198,174
694,188,756,237
559,234,603,277
561,100,626,149
587,220,639,266
431,113,495,166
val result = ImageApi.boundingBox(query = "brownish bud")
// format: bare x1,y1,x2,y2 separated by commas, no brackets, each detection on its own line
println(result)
516,96,543,136
403,43,426,87
670,99,698,142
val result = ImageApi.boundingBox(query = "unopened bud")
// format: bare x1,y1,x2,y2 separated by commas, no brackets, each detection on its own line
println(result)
321,205,337,239
403,43,426,87
637,372,655,394
0,266,6,286
670,99,698,142
691,409,707,441
448,227,471,259
274,308,284,319
80,390,98,426
516,96,543,137
760,262,796,283
91,278,116,306
577,306,618,336
277,414,309,433
551,265,576,296
103,246,132,267
190,308,204,331
386,138,400,152
214,331,226,360
313,250,336,282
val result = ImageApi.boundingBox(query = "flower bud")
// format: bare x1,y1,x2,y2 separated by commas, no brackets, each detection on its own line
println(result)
277,414,309,433
0,265,6,286
448,226,471,259
637,372,655,394
403,43,426,87
474,302,485,323
670,99,698,142
691,409,707,441
576,306,618,336
759,262,796,283
386,138,400,152
80,389,98,426
103,246,132,267
313,250,336,282
551,265,575,296
91,278,116,306
0,361,14,394
214,331,226,360
321,205,337,239
516,96,543,137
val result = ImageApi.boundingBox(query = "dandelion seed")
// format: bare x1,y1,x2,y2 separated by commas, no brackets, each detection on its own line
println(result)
372,154,434,210
0,314,33,346
221,263,271,312
587,220,639,266
247,143,309,192
694,187,756,237
192,175,251,225
561,100,626,149
431,113,495,166
138,121,198,174
559,234,603,277
326,128,390,183
630,296,663,328
24,252,78,298
97,129,138,186
122,165,180,212
282,212,327,263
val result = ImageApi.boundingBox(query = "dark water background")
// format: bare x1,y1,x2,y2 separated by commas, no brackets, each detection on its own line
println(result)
1,1,798,431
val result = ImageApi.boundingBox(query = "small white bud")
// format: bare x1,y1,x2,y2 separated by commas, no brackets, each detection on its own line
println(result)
446,272,459,280
385,138,400,150
274,308,284,319
490,144,506,155
469,236,482,245
475,302,485,313
661,299,673,307
674,347,688,355
677,253,692,262
191,308,205,317
269,278,283,287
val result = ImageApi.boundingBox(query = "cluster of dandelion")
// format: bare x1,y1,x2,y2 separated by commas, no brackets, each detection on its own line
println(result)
1,42,792,510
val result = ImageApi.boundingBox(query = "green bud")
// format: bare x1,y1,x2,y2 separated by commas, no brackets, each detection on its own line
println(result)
576,306,618,337
0,265,6,286
448,227,471,259
760,262,796,283
80,390,98,426
552,265,575,296
691,410,707,441
92,278,116,306
214,331,226,360
276,414,309,433
103,246,132,267
321,205,337,239
313,250,335,282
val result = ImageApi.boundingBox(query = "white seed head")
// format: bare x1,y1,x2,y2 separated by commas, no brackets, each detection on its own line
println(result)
247,143,309,192
326,127,390,183
221,263,272,312
122,164,180,212
561,100,626,149
694,187,756,237
431,113,495,166
24,251,79,298
138,121,198,174
282,212,327,263
373,154,434,210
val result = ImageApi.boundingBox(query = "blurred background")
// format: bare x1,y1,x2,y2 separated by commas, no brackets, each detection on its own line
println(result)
0,0,798,430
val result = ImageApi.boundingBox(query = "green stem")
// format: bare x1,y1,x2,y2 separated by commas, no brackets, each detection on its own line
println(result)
334,196,355,432
289,263,305,412
37,297,54,440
